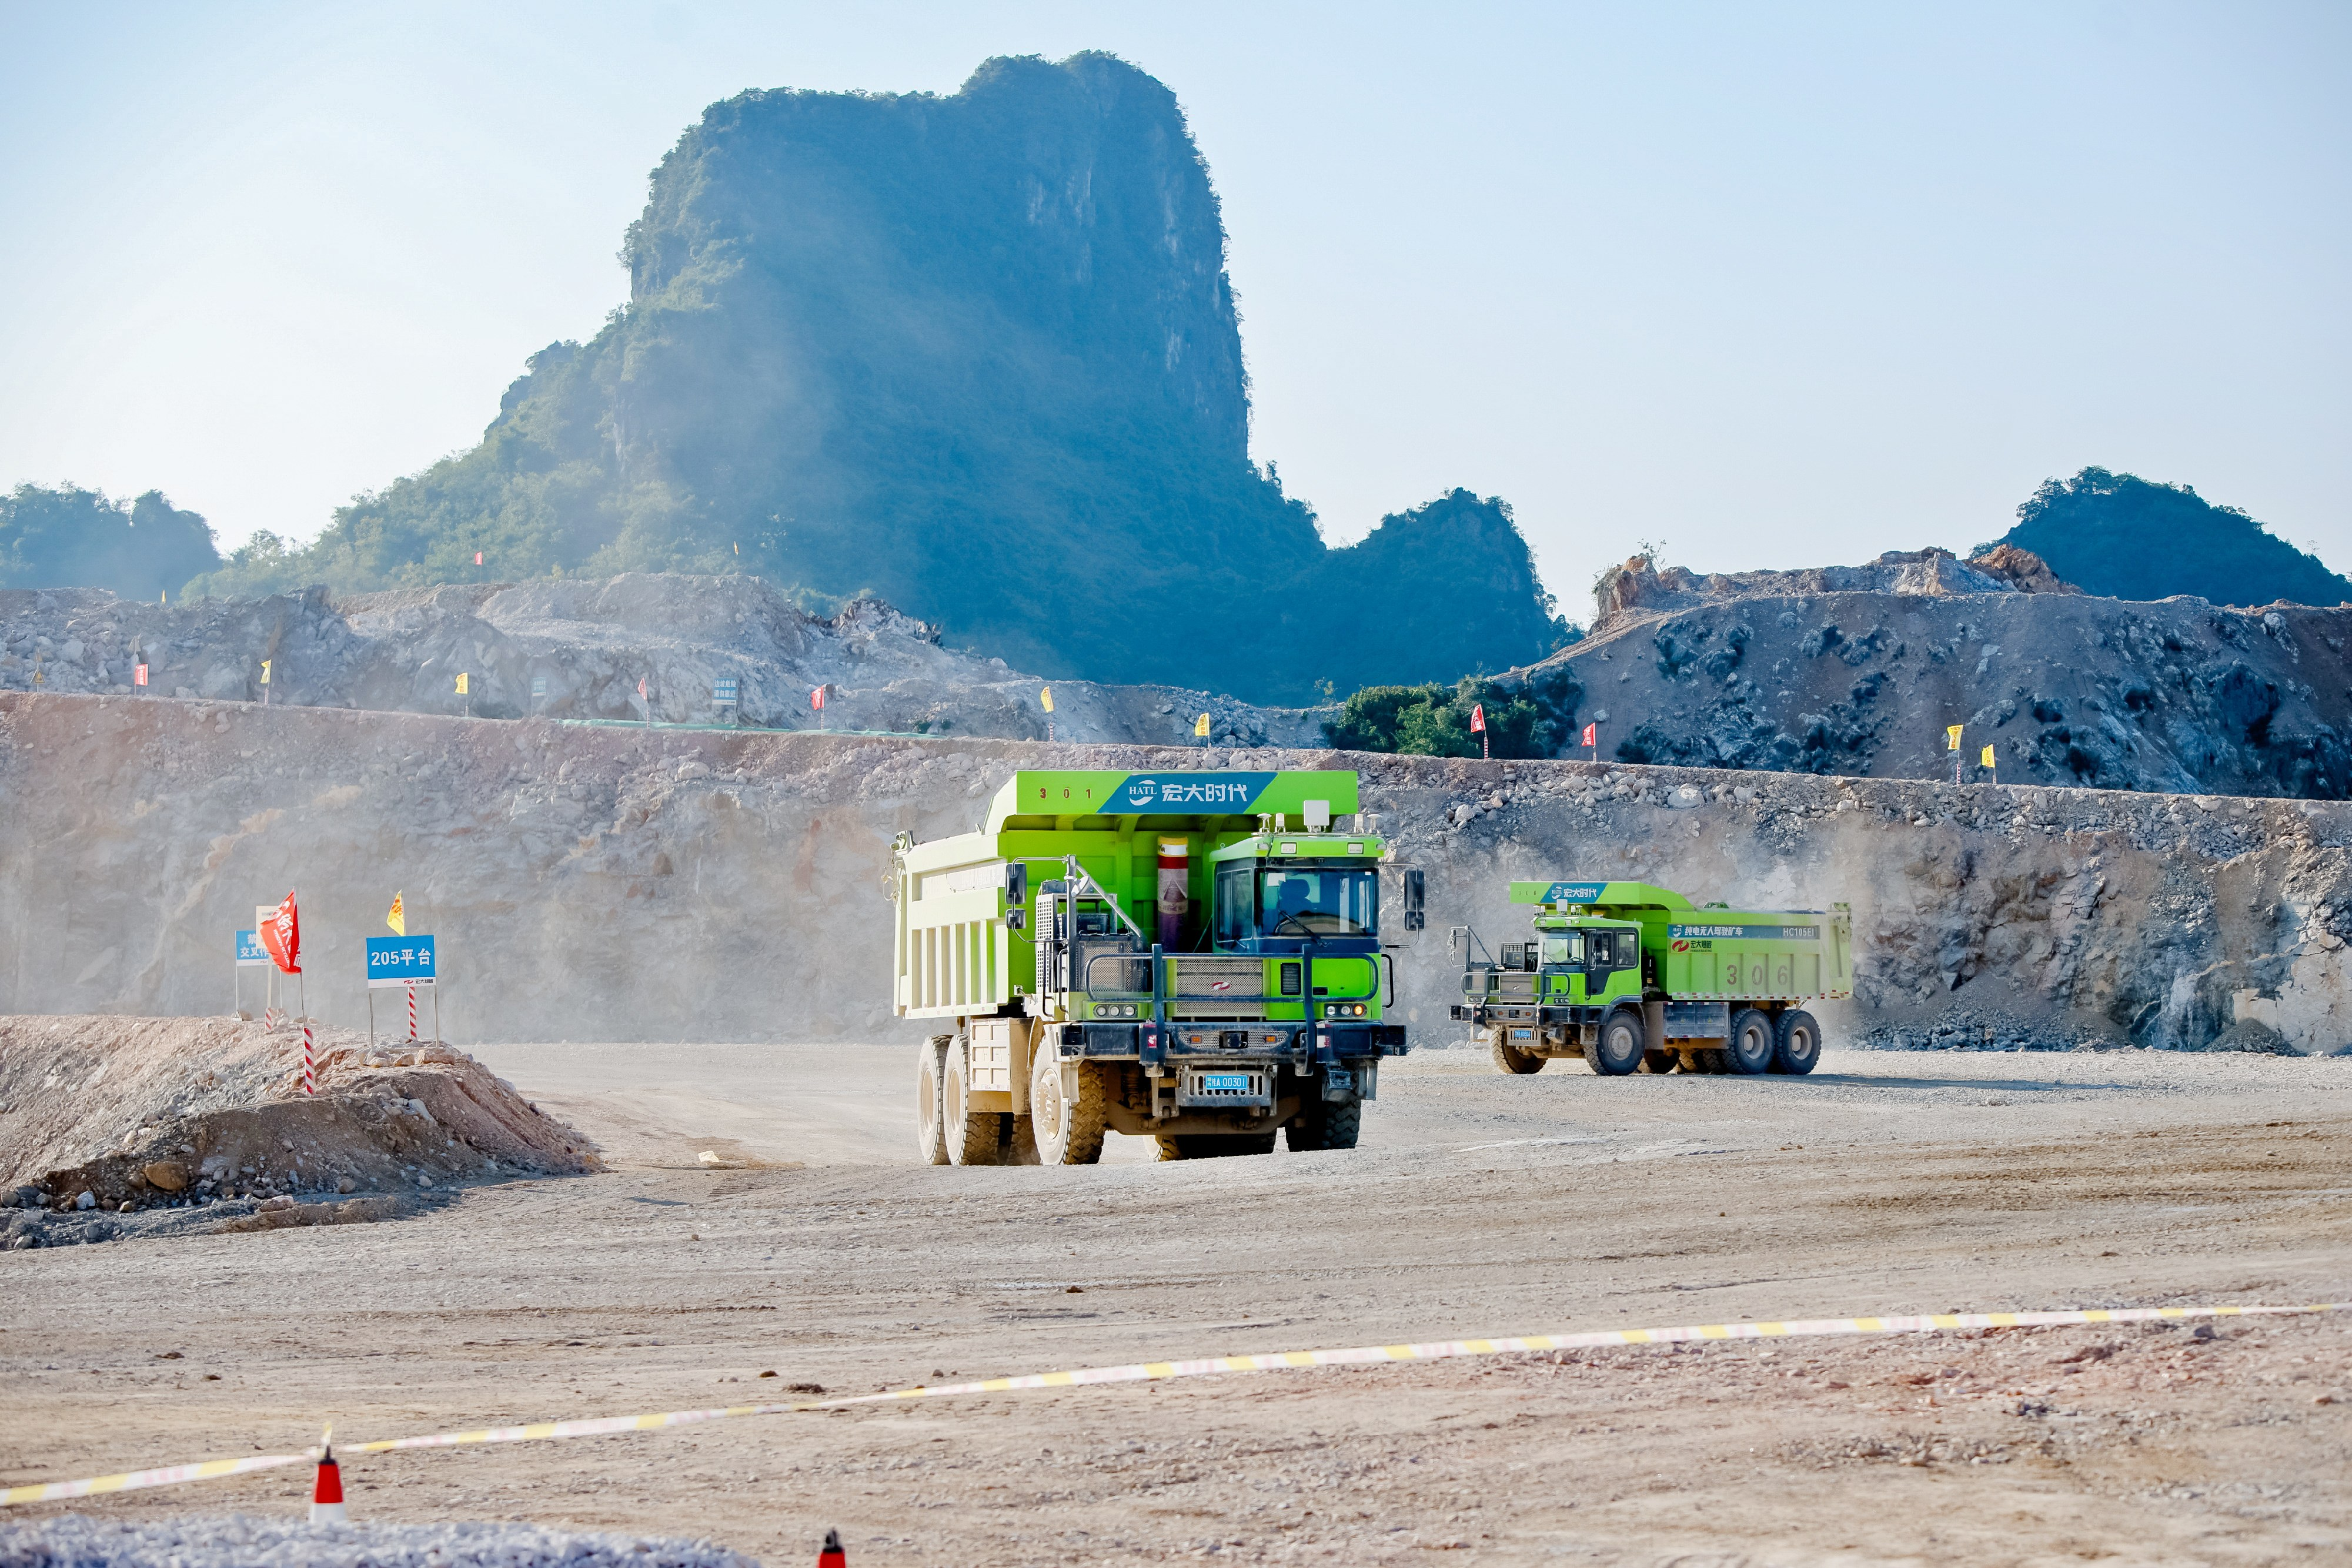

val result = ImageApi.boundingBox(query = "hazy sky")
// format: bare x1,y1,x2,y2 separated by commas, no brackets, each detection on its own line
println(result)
4,2,2346,615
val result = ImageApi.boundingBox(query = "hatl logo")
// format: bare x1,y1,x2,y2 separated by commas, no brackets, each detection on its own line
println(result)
1128,777,1158,804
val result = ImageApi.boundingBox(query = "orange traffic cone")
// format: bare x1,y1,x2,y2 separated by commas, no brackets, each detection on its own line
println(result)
816,1527,845,1566
309,1426,346,1524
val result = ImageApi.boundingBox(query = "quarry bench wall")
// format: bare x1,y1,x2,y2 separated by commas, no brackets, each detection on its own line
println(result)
4,690,2350,1054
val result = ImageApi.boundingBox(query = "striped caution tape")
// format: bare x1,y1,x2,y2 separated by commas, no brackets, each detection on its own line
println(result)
6,1299,2343,1507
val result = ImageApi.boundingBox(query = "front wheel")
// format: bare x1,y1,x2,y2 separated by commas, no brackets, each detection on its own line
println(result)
1725,1008,1777,1075
1589,1008,1646,1076
1286,1093,1362,1152
1773,1009,1822,1075
915,1035,951,1165
1489,1027,1545,1075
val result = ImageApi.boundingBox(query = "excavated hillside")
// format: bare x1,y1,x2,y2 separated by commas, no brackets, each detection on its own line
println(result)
1508,551,2352,799
0,574,1322,747
4,690,2349,1055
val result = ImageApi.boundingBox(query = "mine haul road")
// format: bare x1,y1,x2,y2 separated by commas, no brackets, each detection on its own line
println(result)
4,1044,2349,1566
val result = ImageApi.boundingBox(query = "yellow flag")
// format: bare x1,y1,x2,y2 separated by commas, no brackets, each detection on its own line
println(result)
1945,724,1962,751
456,672,470,694
1981,744,1996,768
259,659,271,684
1040,686,1054,713
160,589,166,605
1195,712,1211,737
386,892,406,937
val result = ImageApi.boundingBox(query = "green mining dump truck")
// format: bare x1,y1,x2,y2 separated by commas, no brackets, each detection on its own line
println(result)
1452,880,1853,1077
888,768,1416,1164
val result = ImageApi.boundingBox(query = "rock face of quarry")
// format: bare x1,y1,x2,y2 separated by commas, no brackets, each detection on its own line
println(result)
0,574,1324,747
1525,552,2352,799
5,690,2348,1056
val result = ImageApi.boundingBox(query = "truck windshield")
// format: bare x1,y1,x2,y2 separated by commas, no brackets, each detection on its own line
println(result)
1542,934,1583,965
1215,865,1379,941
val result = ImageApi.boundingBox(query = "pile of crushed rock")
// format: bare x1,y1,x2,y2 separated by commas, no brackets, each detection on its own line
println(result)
0,1015,595,1249
0,1514,761,1568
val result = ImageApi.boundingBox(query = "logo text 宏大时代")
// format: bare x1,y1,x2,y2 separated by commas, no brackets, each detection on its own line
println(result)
1107,773,1276,813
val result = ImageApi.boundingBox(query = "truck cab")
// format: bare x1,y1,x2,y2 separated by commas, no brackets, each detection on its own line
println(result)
1462,918,1646,1015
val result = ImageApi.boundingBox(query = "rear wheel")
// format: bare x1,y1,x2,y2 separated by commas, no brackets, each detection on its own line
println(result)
1638,1049,1675,1074
944,1036,1004,1165
1773,1009,1822,1075
915,1035,951,1165
1589,1008,1645,1076
1286,1092,1363,1152
1489,1027,1545,1075
1030,1049,1107,1165
1725,1008,1776,1075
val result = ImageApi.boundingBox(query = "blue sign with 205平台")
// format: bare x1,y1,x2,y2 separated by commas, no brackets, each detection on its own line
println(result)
366,935,437,988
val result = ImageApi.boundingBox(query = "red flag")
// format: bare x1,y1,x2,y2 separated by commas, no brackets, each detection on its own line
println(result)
810,685,827,711
475,550,484,566
260,890,301,975
1469,703,1486,734
1581,721,1597,747
637,676,647,699
133,664,148,687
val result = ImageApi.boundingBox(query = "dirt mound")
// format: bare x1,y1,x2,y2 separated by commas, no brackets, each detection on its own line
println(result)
0,1015,596,1243
0,574,1325,747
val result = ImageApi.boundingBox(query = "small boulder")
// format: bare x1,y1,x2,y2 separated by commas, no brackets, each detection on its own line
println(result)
142,1160,191,1192
75,1191,96,1211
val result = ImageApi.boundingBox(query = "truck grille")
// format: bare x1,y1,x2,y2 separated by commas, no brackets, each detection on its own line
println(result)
1170,957,1264,998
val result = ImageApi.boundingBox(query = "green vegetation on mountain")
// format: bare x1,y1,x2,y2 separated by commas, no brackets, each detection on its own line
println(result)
1322,668,1583,759
1990,466,2348,608
178,52,1565,703
1,484,220,600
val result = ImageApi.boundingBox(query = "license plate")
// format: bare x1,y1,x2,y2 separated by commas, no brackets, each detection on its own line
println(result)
1512,1028,1534,1039
1201,1073,1251,1094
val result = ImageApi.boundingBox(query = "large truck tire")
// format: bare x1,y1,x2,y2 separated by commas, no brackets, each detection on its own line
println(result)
944,1037,1005,1165
1030,1051,1107,1165
1489,1027,1545,1075
1639,1049,1675,1074
1773,1009,1823,1075
1725,1008,1777,1075
1285,1094,1362,1152
916,1035,951,1165
1589,1007,1646,1075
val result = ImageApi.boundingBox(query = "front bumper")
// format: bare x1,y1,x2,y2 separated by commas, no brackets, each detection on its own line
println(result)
1058,1021,1406,1062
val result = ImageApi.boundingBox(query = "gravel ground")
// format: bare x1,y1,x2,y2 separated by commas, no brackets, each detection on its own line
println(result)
3,1044,2347,1566
0,1512,760,1567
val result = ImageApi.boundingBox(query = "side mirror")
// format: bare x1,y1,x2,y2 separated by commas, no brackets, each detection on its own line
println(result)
1004,862,1028,931
1403,868,1425,931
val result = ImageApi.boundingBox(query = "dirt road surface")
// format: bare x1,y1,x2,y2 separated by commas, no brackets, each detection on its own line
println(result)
5,1045,2349,1566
